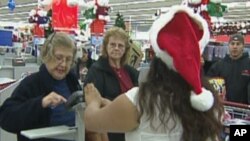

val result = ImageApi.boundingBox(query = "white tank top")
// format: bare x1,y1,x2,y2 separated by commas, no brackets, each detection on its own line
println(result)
125,87,183,141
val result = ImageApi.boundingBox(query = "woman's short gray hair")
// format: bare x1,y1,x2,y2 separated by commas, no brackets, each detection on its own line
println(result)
41,32,76,63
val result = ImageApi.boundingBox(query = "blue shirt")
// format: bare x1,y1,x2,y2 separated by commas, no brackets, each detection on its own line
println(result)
50,79,75,126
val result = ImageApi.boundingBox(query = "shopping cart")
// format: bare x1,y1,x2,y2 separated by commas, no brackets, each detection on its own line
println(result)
221,101,250,141
223,101,250,119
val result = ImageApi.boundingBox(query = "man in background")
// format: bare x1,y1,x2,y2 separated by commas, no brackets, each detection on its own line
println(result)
207,33,250,104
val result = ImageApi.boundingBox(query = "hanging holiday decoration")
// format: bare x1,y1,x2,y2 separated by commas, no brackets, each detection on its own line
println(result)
90,19,106,35
199,0,211,30
207,0,227,23
183,0,212,30
75,30,88,42
79,0,96,26
38,0,52,10
79,21,87,30
8,0,15,11
95,0,111,22
67,0,79,7
33,24,45,37
114,13,125,30
82,7,96,24
186,0,203,13
28,9,37,23
46,8,52,17
28,8,50,37
44,9,54,38
52,0,78,30
76,0,95,44
28,9,49,24
79,0,95,9
29,0,54,37
78,0,112,36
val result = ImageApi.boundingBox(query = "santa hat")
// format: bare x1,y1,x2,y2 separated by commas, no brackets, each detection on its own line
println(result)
149,5,213,112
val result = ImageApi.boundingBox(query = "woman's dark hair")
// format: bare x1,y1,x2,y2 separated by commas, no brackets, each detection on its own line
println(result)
138,57,223,141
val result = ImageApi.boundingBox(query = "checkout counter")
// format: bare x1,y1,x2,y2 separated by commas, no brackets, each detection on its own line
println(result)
0,52,39,79
0,52,39,141
0,80,85,141
0,78,23,141
0,56,85,141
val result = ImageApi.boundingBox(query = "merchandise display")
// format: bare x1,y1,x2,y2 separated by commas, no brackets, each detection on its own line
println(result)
0,0,250,141
0,30,13,46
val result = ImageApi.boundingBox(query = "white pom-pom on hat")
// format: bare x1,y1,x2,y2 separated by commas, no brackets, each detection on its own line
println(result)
190,88,214,111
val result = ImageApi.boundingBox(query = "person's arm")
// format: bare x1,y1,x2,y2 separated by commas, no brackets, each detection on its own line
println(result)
0,86,48,133
84,84,139,133
206,62,221,77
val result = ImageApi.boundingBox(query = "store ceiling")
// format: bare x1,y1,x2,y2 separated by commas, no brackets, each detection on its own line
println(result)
0,0,249,28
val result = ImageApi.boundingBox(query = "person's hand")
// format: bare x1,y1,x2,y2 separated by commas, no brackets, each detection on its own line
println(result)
101,98,111,107
42,92,67,108
84,83,102,106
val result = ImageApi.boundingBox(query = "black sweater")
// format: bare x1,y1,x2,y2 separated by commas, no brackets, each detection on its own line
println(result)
207,53,250,104
84,56,139,100
0,64,81,141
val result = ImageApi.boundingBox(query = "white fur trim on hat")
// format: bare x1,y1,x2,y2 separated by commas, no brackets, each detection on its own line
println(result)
149,5,210,68
190,88,214,111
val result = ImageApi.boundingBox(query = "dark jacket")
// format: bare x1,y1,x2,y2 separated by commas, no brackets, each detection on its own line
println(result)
74,57,95,79
0,64,81,141
83,56,139,141
207,53,250,104
84,56,139,100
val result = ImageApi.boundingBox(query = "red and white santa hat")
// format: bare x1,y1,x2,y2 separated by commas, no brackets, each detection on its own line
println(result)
149,5,213,112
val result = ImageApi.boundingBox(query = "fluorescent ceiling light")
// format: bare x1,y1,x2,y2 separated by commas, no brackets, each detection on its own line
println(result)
110,0,165,6
0,3,37,10
0,12,29,17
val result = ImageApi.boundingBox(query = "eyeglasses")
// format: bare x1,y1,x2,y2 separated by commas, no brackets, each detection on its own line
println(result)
53,54,73,65
109,42,125,49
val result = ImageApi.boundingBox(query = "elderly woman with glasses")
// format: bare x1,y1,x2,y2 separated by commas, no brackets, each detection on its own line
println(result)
83,27,139,141
0,32,82,141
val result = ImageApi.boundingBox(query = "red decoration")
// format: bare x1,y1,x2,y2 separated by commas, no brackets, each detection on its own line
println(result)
33,24,44,37
90,19,105,34
89,0,111,23
52,0,78,30
201,0,212,30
